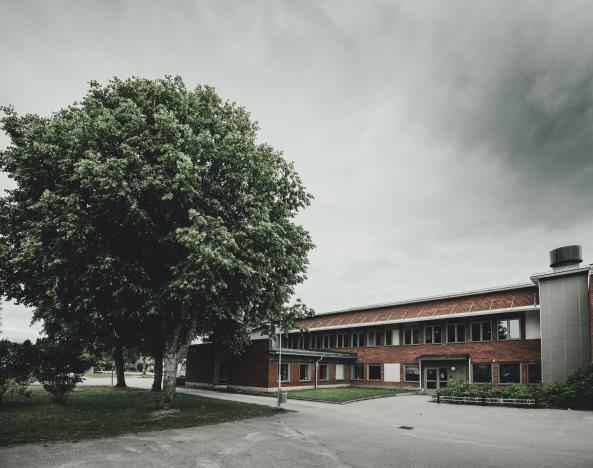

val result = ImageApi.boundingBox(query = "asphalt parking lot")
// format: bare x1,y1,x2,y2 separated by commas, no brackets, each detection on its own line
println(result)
2,377,593,467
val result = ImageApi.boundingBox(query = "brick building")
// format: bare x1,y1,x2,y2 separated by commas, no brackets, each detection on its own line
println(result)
186,246,592,393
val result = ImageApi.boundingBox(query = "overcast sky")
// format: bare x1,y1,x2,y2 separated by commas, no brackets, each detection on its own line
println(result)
1,0,592,342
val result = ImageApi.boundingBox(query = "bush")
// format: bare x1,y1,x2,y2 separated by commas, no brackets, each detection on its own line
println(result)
435,365,593,410
0,339,36,403
176,375,186,387
33,339,90,404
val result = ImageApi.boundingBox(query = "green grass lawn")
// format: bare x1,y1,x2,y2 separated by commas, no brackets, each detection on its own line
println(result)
0,386,281,447
287,386,415,403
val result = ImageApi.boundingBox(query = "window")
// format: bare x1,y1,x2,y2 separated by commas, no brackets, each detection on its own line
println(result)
528,363,541,384
368,364,381,381
425,325,442,344
296,336,307,349
319,364,328,381
385,329,400,346
336,364,345,380
367,331,380,347
336,333,349,348
322,335,334,349
352,363,364,380
352,331,364,347
404,328,420,345
471,321,492,342
279,363,289,382
499,363,521,384
497,318,521,340
299,363,310,381
447,323,466,343
472,363,492,383
310,335,321,349
404,364,420,382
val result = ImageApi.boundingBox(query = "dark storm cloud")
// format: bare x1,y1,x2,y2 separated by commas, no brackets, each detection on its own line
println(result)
1,0,592,339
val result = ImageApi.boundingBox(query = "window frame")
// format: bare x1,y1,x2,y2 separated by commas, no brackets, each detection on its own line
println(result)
352,363,364,380
351,331,364,348
336,333,349,348
498,362,521,384
367,364,382,381
447,322,466,343
497,318,521,341
322,335,334,349
335,364,345,381
404,363,420,382
472,363,492,383
318,363,329,381
384,329,399,346
299,363,310,382
279,362,290,383
310,335,321,349
471,320,492,342
367,330,380,347
404,327,420,345
527,362,542,384
424,324,442,345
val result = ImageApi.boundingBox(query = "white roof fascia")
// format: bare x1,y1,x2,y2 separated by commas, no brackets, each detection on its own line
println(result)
292,305,540,333
530,265,591,284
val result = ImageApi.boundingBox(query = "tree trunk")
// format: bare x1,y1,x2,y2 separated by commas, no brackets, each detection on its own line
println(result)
162,343,178,402
151,351,163,392
114,344,127,388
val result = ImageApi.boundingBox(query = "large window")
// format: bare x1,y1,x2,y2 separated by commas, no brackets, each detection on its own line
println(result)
404,364,420,382
279,363,289,382
367,331,380,347
528,363,541,384
499,363,521,384
471,321,492,342
319,364,329,381
497,318,521,340
299,363,310,382
385,329,399,346
447,323,466,343
322,335,335,349
352,363,364,380
352,331,364,347
472,363,492,383
296,336,307,349
336,364,345,380
404,328,420,345
425,325,442,344
336,333,349,348
368,364,381,381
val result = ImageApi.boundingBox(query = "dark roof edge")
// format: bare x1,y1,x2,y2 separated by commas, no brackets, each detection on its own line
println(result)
311,282,536,318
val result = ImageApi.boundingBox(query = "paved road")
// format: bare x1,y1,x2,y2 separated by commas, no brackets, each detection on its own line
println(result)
3,377,593,467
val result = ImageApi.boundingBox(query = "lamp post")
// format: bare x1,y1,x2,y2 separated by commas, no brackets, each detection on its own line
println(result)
277,319,282,408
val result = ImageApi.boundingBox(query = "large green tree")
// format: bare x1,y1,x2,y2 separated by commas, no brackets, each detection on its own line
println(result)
0,76,314,399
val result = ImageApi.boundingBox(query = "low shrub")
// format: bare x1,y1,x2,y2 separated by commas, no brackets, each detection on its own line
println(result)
0,339,36,403
33,339,91,404
435,365,593,409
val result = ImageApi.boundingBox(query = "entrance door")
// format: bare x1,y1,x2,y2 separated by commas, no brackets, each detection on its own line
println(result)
425,367,448,392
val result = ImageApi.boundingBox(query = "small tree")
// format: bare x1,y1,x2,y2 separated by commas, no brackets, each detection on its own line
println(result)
0,339,35,402
34,339,90,404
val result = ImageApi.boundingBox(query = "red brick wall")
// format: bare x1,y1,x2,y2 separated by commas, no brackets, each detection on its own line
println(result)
186,343,215,384
228,340,270,388
266,360,352,388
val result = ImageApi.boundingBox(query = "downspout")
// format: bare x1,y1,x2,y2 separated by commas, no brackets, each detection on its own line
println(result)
315,356,324,389
418,358,423,392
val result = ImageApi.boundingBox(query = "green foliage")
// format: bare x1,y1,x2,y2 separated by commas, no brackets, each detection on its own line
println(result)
33,339,91,404
0,339,36,402
176,375,186,386
0,76,314,368
435,366,593,409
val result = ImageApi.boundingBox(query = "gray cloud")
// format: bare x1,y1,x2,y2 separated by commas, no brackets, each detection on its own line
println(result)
1,0,592,340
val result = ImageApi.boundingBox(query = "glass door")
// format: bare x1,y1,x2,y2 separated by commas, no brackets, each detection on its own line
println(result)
438,367,448,388
426,368,437,389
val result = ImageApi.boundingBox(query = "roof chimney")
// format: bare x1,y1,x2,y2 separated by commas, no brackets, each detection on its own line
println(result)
549,245,582,270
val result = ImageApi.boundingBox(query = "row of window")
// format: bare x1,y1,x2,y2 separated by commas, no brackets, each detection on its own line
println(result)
279,361,542,384
285,318,522,349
